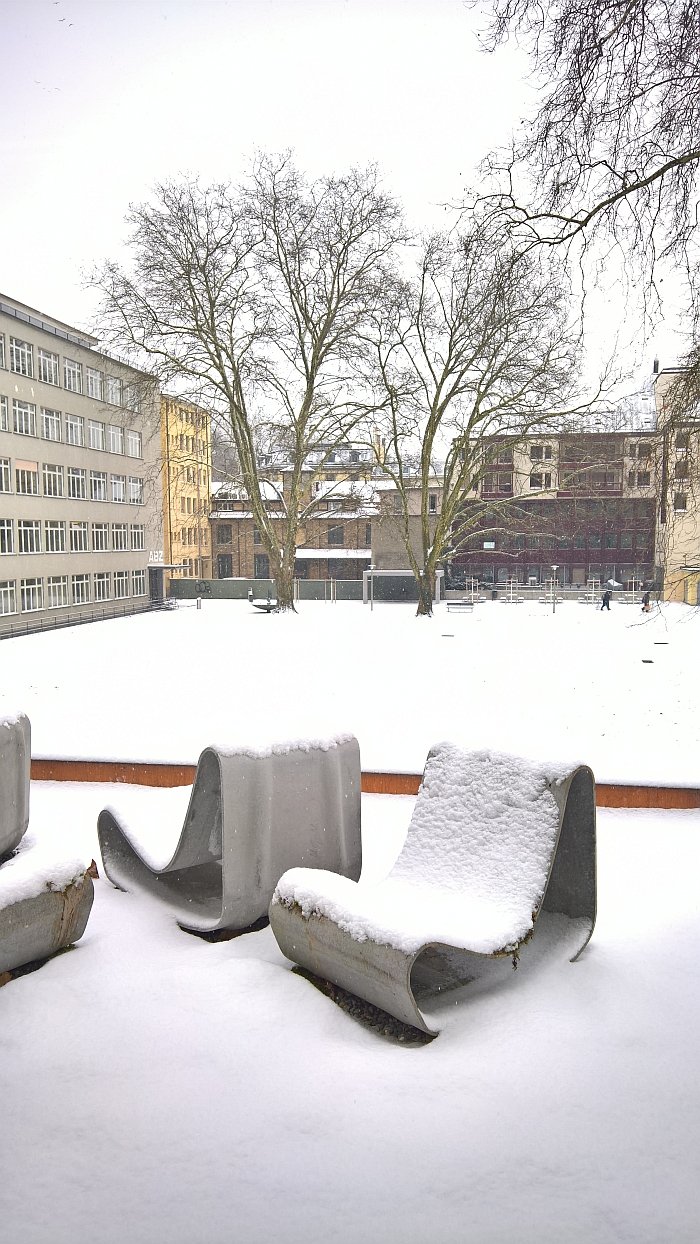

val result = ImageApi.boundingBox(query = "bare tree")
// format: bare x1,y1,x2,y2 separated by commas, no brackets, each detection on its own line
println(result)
474,0,700,269
94,155,405,610
366,225,601,615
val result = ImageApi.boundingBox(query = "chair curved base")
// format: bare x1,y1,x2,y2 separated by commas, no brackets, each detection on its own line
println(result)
270,896,435,1034
271,898,595,1036
0,873,94,975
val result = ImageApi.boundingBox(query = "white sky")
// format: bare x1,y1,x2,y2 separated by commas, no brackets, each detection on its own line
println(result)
0,0,685,377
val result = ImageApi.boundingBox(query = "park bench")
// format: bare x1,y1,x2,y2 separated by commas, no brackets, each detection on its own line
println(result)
98,734,362,934
445,600,474,613
270,743,596,1036
0,712,93,976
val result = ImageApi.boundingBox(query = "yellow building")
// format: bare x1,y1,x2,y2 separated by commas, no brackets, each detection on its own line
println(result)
654,368,700,603
161,396,212,588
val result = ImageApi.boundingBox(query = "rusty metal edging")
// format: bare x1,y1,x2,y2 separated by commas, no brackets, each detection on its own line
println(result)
28,758,700,809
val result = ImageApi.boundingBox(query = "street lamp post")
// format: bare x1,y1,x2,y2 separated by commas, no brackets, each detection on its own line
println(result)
551,565,558,614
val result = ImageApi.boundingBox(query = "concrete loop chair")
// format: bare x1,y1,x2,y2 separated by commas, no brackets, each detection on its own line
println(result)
270,744,596,1036
97,734,362,933
0,712,94,976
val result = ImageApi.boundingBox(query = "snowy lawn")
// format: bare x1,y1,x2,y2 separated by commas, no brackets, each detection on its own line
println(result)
1,783,699,1243
0,597,697,786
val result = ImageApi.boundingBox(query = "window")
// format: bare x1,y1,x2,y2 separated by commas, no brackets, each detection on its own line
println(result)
108,424,124,454
217,524,232,544
90,470,107,501
638,442,651,458
64,358,83,393
328,524,344,546
128,476,144,504
94,572,110,602
38,349,59,386
674,460,688,480
88,419,105,450
45,521,66,553
254,553,269,578
112,523,128,551
365,522,371,545
620,533,633,549
47,576,69,608
92,523,109,552
637,471,651,487
65,413,84,446
123,384,140,413
20,579,43,612
0,581,17,615
126,429,142,457
70,522,89,552
13,399,36,436
41,407,62,441
18,520,41,553
42,463,64,497
429,493,438,513
589,533,602,549
0,519,14,555
0,334,5,369
72,574,90,605
16,462,39,495
0,459,10,493
67,466,87,499
10,337,33,377
130,524,145,550
605,532,617,548
114,570,129,599
106,376,122,406
530,473,542,489
674,493,687,512
0,396,6,431
86,367,103,400
675,433,689,451
132,569,146,596
110,474,126,503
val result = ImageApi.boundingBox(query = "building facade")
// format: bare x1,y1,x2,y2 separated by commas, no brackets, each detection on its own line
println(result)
653,367,700,603
211,480,374,581
0,294,162,634
450,430,657,589
161,395,212,589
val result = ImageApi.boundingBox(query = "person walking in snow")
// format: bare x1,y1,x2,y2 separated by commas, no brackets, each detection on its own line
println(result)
641,591,651,613
601,589,612,611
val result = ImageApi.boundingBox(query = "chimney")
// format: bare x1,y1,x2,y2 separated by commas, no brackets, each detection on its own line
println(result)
653,358,659,374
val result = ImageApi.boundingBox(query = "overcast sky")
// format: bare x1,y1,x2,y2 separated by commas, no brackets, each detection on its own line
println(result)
0,0,684,378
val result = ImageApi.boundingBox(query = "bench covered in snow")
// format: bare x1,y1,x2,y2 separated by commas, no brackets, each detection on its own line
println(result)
270,744,596,1036
98,734,362,934
0,712,94,976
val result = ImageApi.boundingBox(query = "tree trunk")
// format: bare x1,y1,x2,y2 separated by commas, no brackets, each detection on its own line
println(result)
273,554,296,613
416,570,435,617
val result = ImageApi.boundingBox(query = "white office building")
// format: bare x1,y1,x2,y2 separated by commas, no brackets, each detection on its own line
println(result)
0,294,163,635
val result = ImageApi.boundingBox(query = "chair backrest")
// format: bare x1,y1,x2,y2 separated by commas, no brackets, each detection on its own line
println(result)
0,712,31,858
391,744,575,921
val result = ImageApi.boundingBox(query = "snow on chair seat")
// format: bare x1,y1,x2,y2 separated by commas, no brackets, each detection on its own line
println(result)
97,734,362,934
269,744,596,1036
0,712,93,976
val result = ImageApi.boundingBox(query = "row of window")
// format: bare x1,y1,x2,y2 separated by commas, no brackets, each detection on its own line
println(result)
496,531,651,552
0,334,140,410
0,570,147,616
180,495,207,514
0,519,145,556
0,396,142,455
177,527,209,547
0,457,144,503
168,434,208,458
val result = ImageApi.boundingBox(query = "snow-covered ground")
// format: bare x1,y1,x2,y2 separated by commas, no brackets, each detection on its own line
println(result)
2,785,700,1243
0,597,697,785
1,600,699,1242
